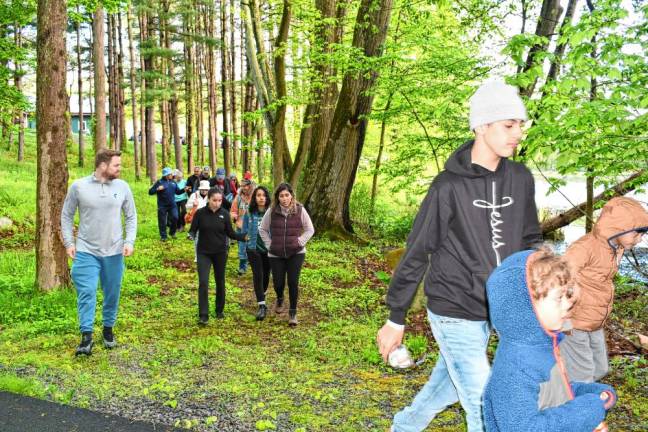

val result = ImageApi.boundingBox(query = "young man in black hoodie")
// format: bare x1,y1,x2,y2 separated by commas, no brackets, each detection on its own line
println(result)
377,81,542,432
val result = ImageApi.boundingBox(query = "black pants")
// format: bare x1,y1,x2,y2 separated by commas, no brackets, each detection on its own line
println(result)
247,249,270,303
270,253,305,310
176,200,187,230
197,252,228,318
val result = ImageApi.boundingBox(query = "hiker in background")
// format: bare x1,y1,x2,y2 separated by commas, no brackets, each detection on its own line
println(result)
209,168,233,210
148,167,186,241
560,197,648,383
231,178,254,275
200,166,211,183
189,188,247,324
376,81,542,432
174,169,190,233
187,165,202,194
186,180,211,259
259,183,315,327
61,149,137,356
229,173,239,198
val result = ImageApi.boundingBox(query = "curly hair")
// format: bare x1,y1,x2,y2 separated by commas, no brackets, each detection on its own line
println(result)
527,246,577,301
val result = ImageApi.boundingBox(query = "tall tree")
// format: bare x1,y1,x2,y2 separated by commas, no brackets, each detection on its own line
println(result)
242,0,293,186
293,0,346,191
127,3,140,179
229,0,239,168
14,23,26,162
519,0,563,98
182,5,195,172
117,11,127,150
220,0,231,174
301,0,393,235
36,0,70,290
93,6,107,150
75,7,84,166
140,10,157,182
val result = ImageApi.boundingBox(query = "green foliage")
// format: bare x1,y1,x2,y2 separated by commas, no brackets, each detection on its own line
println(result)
507,0,648,188
0,373,47,398
350,182,416,240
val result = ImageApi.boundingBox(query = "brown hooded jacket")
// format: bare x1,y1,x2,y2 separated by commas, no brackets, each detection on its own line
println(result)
564,197,648,331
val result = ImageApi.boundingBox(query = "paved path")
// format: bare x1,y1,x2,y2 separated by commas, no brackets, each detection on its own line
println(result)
0,391,180,432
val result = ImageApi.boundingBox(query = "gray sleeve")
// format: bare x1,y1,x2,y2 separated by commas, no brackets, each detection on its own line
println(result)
298,208,315,246
122,184,138,246
259,209,272,249
61,183,78,249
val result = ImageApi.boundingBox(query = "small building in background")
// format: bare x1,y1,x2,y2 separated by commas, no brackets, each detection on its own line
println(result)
27,97,109,136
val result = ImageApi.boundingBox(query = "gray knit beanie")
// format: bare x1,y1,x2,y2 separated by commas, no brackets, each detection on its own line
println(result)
469,81,528,131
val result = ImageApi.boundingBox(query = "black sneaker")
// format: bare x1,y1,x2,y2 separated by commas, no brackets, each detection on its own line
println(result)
255,304,267,321
103,326,117,349
216,312,225,319
198,317,208,326
75,332,94,356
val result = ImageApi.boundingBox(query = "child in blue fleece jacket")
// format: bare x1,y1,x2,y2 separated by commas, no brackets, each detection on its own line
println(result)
484,248,616,432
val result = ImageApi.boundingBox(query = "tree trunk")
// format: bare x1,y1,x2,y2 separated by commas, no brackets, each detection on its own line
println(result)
544,0,579,86
242,65,255,173
520,0,563,98
583,1,598,233
204,4,218,172
161,0,182,171
371,97,392,212
183,10,195,172
585,174,594,232
301,0,393,235
93,7,107,150
160,98,170,168
107,13,117,149
292,0,346,193
229,0,239,169
75,11,84,167
257,125,264,183
242,0,292,186
220,0,231,174
127,4,140,180
141,12,157,183
138,14,147,171
117,12,127,151
196,42,205,167
36,0,71,290
15,24,25,162
541,170,647,235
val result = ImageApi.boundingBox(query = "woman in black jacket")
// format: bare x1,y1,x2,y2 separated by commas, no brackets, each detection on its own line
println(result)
189,188,246,324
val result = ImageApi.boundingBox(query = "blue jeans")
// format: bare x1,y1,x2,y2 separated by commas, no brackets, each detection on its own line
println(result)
157,205,178,239
392,310,491,432
71,252,125,333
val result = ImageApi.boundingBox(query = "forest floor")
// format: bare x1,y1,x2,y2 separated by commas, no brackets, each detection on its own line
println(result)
0,133,646,431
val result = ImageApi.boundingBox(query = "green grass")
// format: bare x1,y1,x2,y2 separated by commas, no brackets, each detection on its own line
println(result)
0,132,645,431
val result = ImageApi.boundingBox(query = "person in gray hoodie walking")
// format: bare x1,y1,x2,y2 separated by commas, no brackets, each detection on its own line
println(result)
61,149,137,356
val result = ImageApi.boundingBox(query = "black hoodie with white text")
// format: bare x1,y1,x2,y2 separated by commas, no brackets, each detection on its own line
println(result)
386,140,542,325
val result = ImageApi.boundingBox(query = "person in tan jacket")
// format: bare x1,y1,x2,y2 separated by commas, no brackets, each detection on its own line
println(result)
560,196,648,382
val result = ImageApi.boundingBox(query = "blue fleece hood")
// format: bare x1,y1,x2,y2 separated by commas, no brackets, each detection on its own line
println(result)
487,249,558,348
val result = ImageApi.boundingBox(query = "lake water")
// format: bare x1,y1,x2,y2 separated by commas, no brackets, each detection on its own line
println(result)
534,175,648,282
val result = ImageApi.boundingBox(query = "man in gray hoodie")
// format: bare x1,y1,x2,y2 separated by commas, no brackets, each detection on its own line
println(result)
61,149,137,355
